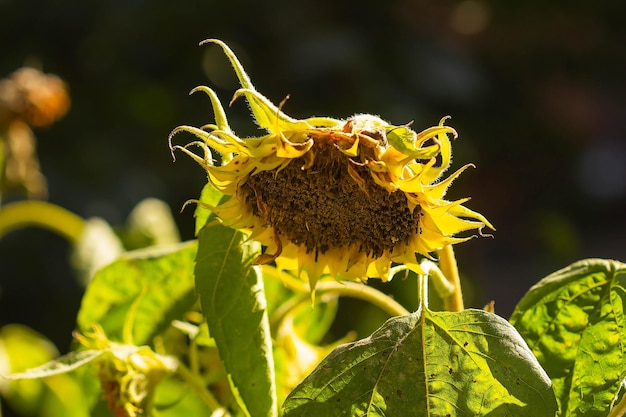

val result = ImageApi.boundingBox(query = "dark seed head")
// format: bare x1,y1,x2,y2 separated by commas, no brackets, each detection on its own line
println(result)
240,142,421,257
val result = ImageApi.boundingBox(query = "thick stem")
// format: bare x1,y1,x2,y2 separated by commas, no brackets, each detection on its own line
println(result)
416,272,428,312
0,201,85,242
436,244,464,312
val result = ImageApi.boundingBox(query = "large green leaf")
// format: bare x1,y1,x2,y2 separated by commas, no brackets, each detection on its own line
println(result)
510,259,626,417
283,308,556,416
195,222,277,417
77,241,198,345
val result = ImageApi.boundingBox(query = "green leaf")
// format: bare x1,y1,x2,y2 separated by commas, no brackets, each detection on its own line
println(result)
194,182,223,234
195,222,277,417
3,350,103,380
123,198,181,250
510,258,626,417
77,241,198,345
71,217,124,286
283,308,556,417
294,296,339,345
0,324,92,417
152,374,215,417
386,125,442,159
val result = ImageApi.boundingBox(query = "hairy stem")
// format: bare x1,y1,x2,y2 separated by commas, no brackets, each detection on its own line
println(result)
436,244,464,311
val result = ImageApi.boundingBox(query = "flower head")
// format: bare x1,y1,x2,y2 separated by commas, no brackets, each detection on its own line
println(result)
0,67,70,198
75,325,177,417
170,39,493,289
0,66,70,128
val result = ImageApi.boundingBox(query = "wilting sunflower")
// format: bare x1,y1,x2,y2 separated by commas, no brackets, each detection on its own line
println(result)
170,39,493,289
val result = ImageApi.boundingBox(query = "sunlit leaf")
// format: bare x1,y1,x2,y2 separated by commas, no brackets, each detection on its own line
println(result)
194,182,223,234
283,308,556,416
4,350,103,380
77,241,198,345
510,258,626,417
195,222,277,417
0,324,91,417
123,198,181,250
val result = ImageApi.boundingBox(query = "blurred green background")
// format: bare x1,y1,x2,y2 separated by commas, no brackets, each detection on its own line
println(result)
1,0,625,396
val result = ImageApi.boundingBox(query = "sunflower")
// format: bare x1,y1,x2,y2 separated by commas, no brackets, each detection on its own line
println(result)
170,39,493,290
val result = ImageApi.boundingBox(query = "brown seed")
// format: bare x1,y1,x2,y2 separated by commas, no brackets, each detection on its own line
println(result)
240,142,421,257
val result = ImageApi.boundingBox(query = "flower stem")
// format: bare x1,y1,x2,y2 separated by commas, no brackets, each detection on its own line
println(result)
436,244,464,312
416,272,428,311
0,200,85,243
275,270,410,317
316,280,410,316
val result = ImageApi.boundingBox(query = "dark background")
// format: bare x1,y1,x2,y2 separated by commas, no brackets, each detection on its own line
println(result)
1,0,625,364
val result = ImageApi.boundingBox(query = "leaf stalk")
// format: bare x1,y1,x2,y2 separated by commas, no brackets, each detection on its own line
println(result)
436,244,464,311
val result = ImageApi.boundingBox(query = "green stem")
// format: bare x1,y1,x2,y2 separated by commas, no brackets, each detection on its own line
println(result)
418,260,455,300
0,200,85,242
436,244,464,312
608,392,626,417
416,272,428,311
175,363,224,413
316,281,410,316
275,270,410,317
188,338,201,376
